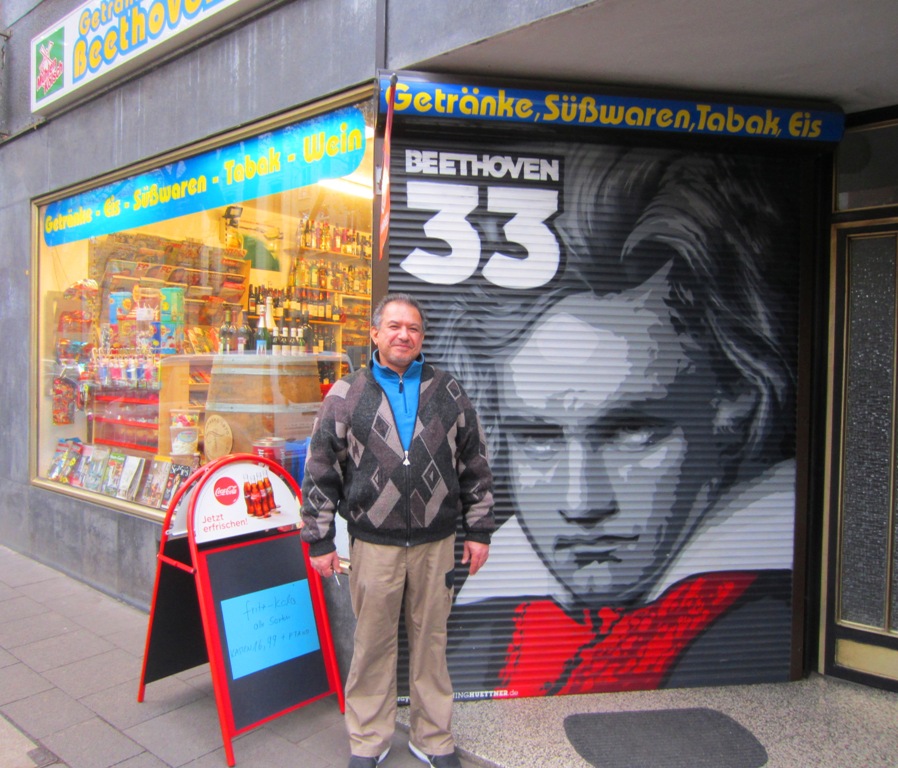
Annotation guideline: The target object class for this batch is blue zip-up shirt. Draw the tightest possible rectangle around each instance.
[301,361,496,556]
[371,351,423,452]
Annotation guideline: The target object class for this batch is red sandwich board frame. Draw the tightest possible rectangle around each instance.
[138,453,344,766]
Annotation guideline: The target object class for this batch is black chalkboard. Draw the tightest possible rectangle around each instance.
[139,454,343,766]
[199,533,331,731]
[140,536,208,685]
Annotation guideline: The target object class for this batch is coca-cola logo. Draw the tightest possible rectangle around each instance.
[213,477,240,505]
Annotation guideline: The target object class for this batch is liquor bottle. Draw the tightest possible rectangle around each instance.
[302,312,314,354]
[255,304,270,354]
[278,324,290,356]
[289,322,301,356]
[247,285,257,315]
[346,228,356,256]
[274,290,284,323]
[303,218,313,249]
[234,310,246,353]
[288,255,297,291]
[266,295,276,333]
[237,310,254,353]
[219,308,236,354]
[318,260,328,289]
[268,295,278,351]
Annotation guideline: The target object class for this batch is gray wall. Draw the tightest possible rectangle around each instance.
[0,0,587,609]
[384,0,591,66]
[0,0,377,609]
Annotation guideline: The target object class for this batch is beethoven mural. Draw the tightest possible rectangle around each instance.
[389,140,799,697]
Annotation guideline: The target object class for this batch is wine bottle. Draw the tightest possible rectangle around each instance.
[248,285,257,315]
[219,308,236,354]
[302,312,314,354]
[275,324,287,356]
[289,321,301,357]
[237,310,254,353]
[255,303,270,354]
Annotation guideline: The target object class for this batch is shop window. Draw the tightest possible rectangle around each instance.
[836,122,898,210]
[35,93,374,513]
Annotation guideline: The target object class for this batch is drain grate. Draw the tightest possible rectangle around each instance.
[27,746,62,767]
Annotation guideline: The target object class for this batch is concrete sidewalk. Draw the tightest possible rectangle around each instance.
[0,544,479,768]
[1,543,897,768]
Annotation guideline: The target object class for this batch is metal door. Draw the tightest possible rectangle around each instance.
[825,222,898,690]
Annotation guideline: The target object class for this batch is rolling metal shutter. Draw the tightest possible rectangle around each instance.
[387,130,799,698]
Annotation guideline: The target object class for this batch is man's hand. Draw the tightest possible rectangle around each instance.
[310,551,342,579]
[462,541,489,576]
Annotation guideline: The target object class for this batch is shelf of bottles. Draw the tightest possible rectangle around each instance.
[236,220,373,365]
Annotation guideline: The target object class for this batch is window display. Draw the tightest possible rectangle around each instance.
[36,93,375,512]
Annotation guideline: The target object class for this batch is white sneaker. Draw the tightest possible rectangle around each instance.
[347,746,390,767]
[409,742,461,768]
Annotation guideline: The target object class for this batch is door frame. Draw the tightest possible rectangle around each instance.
[822,218,898,691]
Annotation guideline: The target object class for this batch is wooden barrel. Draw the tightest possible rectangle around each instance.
[205,355,322,454]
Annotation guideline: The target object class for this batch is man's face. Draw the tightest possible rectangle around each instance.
[499,268,719,605]
[370,300,425,374]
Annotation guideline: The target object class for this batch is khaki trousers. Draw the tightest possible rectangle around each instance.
[345,536,455,758]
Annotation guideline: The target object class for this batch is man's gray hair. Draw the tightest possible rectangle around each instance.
[372,292,428,333]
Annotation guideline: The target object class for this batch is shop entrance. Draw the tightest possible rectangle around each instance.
[825,221,898,691]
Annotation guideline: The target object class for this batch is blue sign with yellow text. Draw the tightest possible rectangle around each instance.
[43,105,367,247]
[379,76,844,143]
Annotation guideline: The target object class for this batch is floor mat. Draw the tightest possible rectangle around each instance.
[563,707,768,768]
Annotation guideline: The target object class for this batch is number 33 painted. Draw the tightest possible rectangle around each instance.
[399,181,560,289]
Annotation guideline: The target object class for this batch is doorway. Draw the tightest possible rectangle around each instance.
[825,221,898,690]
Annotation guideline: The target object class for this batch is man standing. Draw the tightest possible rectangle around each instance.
[301,293,495,768]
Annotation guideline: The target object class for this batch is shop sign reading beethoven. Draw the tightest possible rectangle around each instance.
[31,0,271,115]
[400,149,562,289]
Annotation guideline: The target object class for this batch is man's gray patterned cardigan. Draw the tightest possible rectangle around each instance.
[300,363,495,557]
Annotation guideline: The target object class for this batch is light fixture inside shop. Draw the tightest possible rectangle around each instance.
[223,205,243,227]
[238,220,283,242]
[318,176,374,199]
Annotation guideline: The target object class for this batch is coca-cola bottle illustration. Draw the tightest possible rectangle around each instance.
[258,475,270,514]
[263,476,278,513]
[250,481,264,517]
[243,481,254,516]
